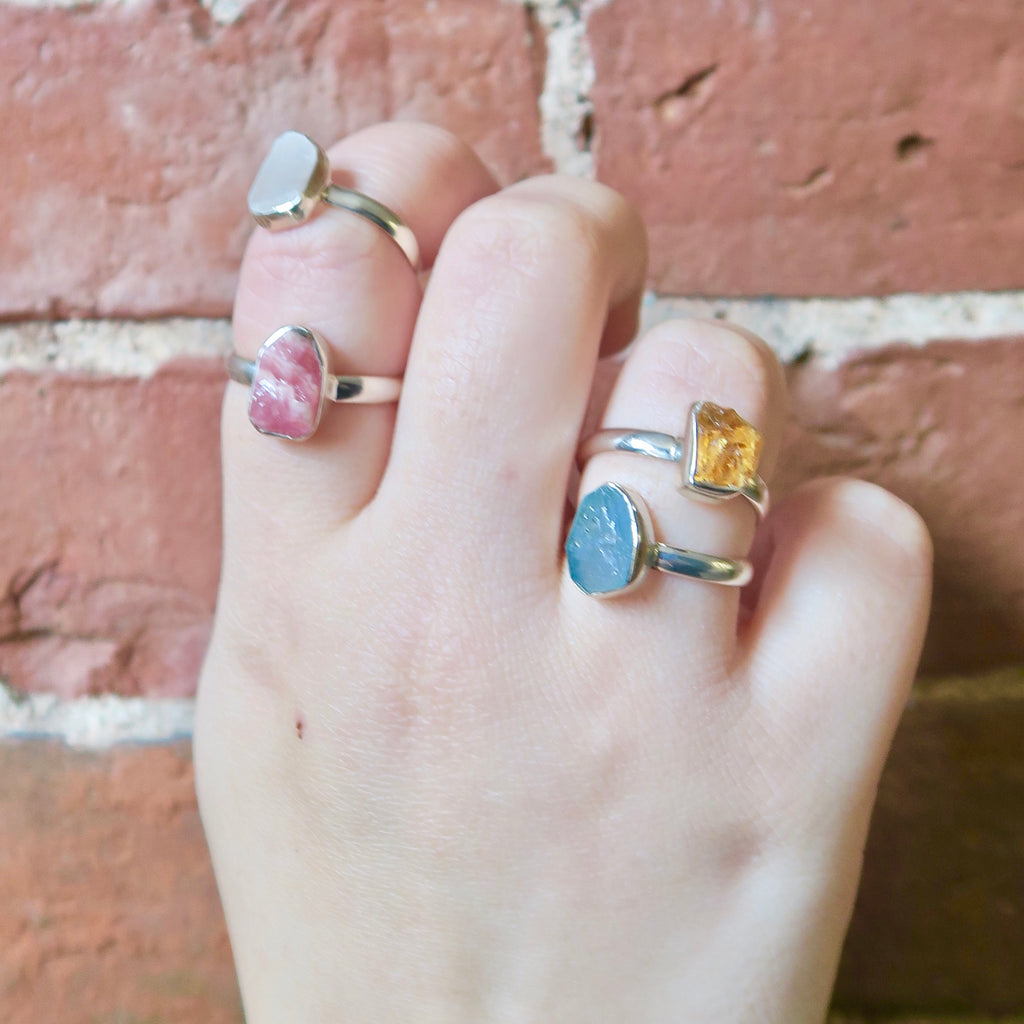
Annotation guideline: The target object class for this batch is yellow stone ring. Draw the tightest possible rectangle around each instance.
[578,401,769,517]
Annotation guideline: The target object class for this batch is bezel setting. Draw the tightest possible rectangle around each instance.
[247,325,329,441]
[566,482,652,597]
[682,400,764,504]
[247,131,330,230]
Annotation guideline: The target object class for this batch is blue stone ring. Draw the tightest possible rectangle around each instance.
[565,482,753,597]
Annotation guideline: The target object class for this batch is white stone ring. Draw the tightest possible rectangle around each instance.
[578,401,769,517]
[565,482,753,597]
[227,325,401,441]
[247,130,421,271]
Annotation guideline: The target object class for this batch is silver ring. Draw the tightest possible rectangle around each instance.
[247,130,421,270]
[227,325,401,441]
[566,482,753,597]
[579,401,769,517]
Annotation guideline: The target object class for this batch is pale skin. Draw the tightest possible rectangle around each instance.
[194,123,933,1023]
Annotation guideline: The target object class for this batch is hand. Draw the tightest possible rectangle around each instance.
[195,122,932,1023]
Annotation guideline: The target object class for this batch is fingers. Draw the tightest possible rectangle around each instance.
[223,123,498,545]
[571,319,787,662]
[740,478,933,802]
[381,176,648,584]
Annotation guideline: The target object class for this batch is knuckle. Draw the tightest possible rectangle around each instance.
[242,214,380,299]
[444,191,605,285]
[640,317,781,416]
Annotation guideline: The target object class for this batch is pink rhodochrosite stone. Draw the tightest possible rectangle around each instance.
[248,327,325,440]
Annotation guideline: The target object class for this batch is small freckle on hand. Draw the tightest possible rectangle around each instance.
[295,715,304,739]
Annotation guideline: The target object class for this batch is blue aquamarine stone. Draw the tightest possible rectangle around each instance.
[565,483,643,596]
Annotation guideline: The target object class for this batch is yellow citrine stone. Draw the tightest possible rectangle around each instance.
[692,402,763,489]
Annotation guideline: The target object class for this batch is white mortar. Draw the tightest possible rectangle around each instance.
[0,683,194,750]
[0,318,231,376]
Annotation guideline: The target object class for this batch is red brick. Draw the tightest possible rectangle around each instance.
[834,681,1024,1012]
[780,337,1024,672]
[0,739,242,1024]
[589,0,1024,296]
[0,361,224,697]
[0,0,545,319]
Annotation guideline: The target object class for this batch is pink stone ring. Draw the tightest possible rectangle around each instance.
[227,325,402,441]
[247,130,420,271]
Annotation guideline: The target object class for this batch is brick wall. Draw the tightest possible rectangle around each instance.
[1,0,1022,1020]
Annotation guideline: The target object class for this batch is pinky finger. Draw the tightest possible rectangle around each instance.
[739,477,933,802]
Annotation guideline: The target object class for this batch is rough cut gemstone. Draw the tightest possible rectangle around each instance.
[248,327,325,440]
[565,483,643,595]
[692,402,763,490]
[247,130,329,229]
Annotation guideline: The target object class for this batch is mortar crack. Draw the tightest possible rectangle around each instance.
[655,63,718,107]
[0,628,124,647]
[1,560,58,641]
[783,165,835,197]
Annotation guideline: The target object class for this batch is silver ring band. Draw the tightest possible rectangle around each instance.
[227,353,402,405]
[566,482,752,597]
[580,402,769,517]
[247,130,421,270]
[227,325,401,441]
[581,429,768,516]
[650,543,752,586]
[321,184,420,269]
